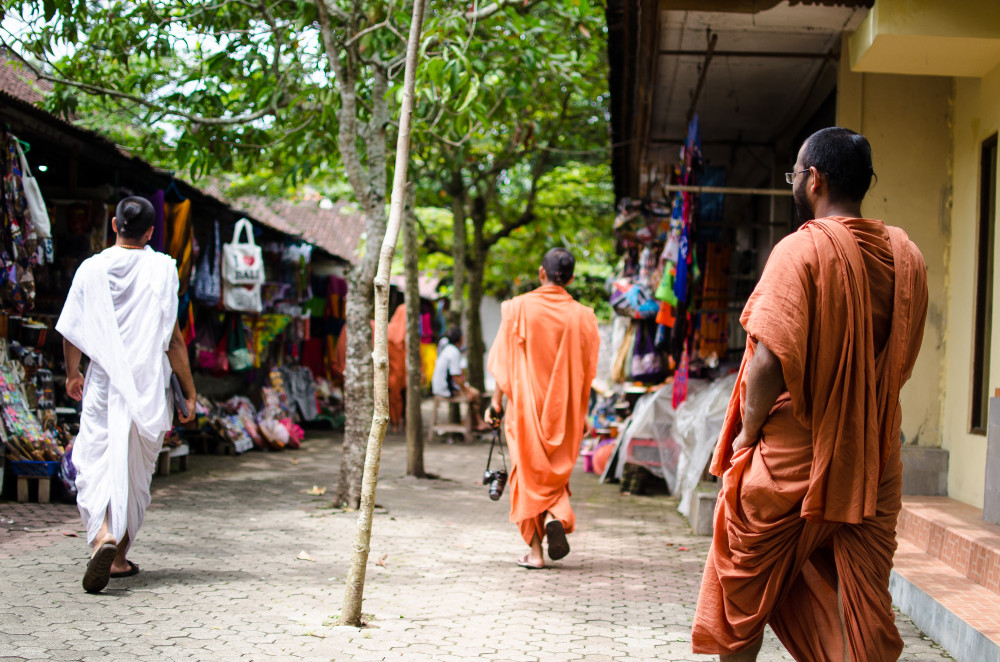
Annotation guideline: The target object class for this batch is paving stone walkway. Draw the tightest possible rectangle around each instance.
[0,430,953,661]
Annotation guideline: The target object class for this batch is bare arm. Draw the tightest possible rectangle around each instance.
[63,338,85,401]
[166,322,197,423]
[732,340,786,452]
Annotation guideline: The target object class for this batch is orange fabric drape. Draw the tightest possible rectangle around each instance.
[487,285,600,545]
[369,304,407,425]
[693,218,928,660]
[165,199,193,293]
[387,305,407,426]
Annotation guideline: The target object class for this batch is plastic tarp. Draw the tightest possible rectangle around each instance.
[601,379,710,493]
[674,373,738,519]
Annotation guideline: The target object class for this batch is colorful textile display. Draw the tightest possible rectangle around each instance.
[1,132,39,312]
[167,199,194,293]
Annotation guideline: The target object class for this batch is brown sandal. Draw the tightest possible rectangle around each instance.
[83,542,118,594]
[545,519,570,561]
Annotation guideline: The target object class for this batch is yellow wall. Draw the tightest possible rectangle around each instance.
[939,63,1000,508]
[850,0,1000,77]
[840,29,1000,507]
[837,41,953,455]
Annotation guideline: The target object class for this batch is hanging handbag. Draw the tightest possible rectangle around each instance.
[631,320,665,384]
[13,139,51,239]
[194,320,219,371]
[192,220,222,306]
[227,315,254,372]
[213,326,230,374]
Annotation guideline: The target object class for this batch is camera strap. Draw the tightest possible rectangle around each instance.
[486,426,508,474]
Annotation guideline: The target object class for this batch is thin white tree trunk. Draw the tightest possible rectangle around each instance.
[340,0,428,627]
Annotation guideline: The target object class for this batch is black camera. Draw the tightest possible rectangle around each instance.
[483,468,508,501]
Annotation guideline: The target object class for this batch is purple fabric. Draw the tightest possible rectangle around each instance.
[148,189,166,252]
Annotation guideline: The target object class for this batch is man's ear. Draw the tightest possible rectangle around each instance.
[143,225,154,243]
[539,265,547,282]
[809,166,824,195]
[566,275,575,286]
[111,217,119,234]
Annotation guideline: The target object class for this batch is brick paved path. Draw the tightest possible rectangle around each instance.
[0,431,952,661]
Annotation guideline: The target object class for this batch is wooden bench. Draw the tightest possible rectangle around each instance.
[156,443,190,477]
[17,475,51,503]
[429,394,475,443]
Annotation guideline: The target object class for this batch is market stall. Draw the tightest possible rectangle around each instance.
[0,67,353,501]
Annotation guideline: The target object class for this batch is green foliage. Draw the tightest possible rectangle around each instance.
[482,162,615,318]
[4,0,614,314]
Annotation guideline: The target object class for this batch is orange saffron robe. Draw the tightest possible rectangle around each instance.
[487,285,600,544]
[387,305,407,426]
[369,305,407,425]
[692,218,928,661]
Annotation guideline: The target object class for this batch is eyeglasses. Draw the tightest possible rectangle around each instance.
[785,170,810,185]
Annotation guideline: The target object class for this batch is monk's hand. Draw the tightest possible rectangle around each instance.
[66,371,84,401]
[485,404,504,429]
[732,427,760,453]
[178,396,197,424]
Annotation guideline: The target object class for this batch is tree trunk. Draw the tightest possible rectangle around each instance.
[403,187,425,477]
[340,0,426,627]
[465,196,487,393]
[332,67,389,510]
[447,176,467,332]
[465,197,488,392]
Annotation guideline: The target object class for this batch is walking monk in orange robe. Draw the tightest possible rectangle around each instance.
[693,128,928,662]
[486,248,600,569]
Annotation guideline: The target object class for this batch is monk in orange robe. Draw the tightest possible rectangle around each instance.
[387,304,407,430]
[486,248,600,569]
[692,128,928,661]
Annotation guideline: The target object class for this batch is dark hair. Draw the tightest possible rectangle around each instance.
[446,327,463,346]
[800,127,876,203]
[115,196,155,240]
[541,248,575,286]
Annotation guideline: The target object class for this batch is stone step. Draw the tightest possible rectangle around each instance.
[891,538,1000,662]
[897,496,1000,595]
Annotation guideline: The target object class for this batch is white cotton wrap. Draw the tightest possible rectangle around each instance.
[56,246,178,547]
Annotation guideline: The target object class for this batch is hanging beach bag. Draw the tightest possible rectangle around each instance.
[222,219,264,313]
[192,220,222,306]
[223,219,265,285]
[227,315,254,372]
[224,282,263,314]
[13,139,51,239]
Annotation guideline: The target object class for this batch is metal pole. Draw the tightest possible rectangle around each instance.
[661,183,792,197]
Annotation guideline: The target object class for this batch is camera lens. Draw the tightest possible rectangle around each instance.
[488,470,507,501]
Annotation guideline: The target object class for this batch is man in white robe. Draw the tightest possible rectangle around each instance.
[56,196,196,594]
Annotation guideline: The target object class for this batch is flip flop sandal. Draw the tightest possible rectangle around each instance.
[516,554,544,570]
[83,542,117,594]
[110,560,141,579]
[545,519,570,561]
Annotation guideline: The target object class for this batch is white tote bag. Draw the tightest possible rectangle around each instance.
[222,219,265,285]
[14,140,51,239]
[224,281,263,314]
